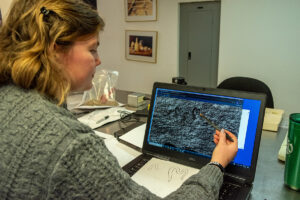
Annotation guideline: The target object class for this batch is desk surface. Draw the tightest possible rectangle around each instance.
[69,89,300,200]
[250,128,300,200]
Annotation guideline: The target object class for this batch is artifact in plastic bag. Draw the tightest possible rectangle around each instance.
[80,69,119,108]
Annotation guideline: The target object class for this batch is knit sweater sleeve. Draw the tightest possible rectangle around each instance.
[46,134,223,200]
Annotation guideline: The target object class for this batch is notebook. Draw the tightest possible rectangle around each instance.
[122,82,266,200]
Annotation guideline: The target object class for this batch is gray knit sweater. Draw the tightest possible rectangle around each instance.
[0,83,223,199]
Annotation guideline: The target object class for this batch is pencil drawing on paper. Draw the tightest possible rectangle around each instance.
[168,167,188,182]
[147,163,159,171]
[149,96,242,156]
[146,163,189,183]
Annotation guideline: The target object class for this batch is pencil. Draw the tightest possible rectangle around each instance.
[199,113,234,142]
[96,115,109,124]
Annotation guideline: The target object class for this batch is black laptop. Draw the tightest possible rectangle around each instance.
[123,82,266,200]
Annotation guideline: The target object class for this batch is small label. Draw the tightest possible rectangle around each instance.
[138,96,144,103]
[286,140,293,155]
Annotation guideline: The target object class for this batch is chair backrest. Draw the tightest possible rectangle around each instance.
[217,77,274,108]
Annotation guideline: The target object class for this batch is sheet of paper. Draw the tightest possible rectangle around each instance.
[78,107,134,129]
[119,123,146,149]
[93,130,141,167]
[104,138,141,167]
[132,158,199,198]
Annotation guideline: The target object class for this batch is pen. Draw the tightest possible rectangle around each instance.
[199,113,234,142]
[96,115,110,124]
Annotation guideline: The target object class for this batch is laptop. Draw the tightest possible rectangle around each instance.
[122,82,266,200]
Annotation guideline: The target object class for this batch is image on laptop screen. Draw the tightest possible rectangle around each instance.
[147,88,261,169]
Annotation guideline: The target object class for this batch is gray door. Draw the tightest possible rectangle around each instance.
[179,2,220,88]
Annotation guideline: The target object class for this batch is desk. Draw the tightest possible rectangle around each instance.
[68,90,300,200]
[67,89,148,134]
[93,89,148,134]
[250,128,300,200]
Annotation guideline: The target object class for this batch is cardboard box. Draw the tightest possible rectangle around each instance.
[263,108,284,132]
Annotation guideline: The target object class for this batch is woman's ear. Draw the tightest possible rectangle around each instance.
[52,42,64,54]
[51,43,65,62]
[53,42,59,51]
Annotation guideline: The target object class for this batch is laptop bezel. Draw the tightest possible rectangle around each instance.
[142,82,266,184]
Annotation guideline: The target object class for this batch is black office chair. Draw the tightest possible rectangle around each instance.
[217,77,274,108]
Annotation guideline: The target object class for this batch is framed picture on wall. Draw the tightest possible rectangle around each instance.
[125,30,157,63]
[125,0,157,21]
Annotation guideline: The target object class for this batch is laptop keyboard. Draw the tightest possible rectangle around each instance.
[127,157,151,176]
[219,182,241,200]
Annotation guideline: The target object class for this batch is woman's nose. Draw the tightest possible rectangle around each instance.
[95,56,101,66]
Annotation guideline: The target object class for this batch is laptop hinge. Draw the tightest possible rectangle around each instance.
[224,173,247,184]
[146,152,170,161]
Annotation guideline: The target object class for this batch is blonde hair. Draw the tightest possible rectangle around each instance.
[0,0,104,105]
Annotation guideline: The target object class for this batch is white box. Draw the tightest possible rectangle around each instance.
[127,93,145,107]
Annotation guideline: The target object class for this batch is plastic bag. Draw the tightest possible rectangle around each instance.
[80,69,119,108]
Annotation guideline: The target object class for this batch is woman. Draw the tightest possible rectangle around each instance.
[0,0,238,199]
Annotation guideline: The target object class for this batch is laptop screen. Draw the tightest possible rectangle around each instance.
[143,82,266,182]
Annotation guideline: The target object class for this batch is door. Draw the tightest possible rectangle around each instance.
[179,2,220,88]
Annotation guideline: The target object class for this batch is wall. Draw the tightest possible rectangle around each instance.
[98,0,211,94]
[99,0,300,123]
[218,0,300,122]
[0,0,12,19]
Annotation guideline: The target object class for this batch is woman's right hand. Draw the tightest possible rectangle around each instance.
[211,129,238,168]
